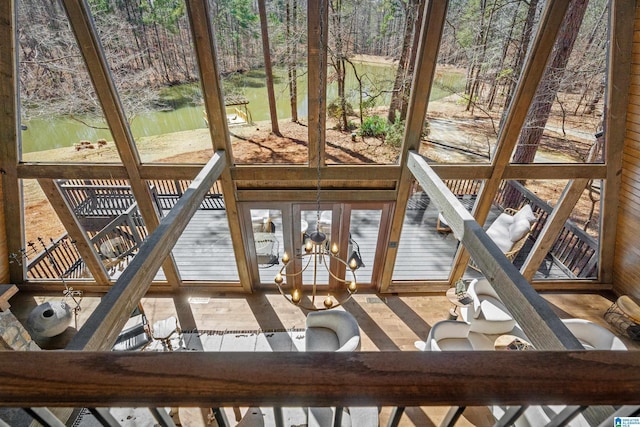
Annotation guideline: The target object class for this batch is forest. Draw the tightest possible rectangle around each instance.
[17,0,609,163]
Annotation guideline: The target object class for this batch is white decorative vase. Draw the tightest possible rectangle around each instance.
[27,301,73,338]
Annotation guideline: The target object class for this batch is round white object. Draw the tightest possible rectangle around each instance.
[27,301,73,338]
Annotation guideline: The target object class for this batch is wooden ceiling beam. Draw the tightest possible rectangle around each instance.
[236,189,398,203]
[3,350,638,407]
[14,163,607,182]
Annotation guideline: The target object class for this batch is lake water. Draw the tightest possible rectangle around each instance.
[20,63,463,154]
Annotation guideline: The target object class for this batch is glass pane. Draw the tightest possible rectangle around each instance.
[511,0,608,164]
[393,181,474,281]
[22,179,93,281]
[349,209,382,284]
[86,0,214,164]
[250,209,284,284]
[490,179,599,280]
[300,209,332,285]
[420,1,540,164]
[18,0,114,162]
[154,180,238,282]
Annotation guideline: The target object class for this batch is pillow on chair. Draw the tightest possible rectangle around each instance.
[509,218,531,242]
[486,214,514,252]
[512,204,536,224]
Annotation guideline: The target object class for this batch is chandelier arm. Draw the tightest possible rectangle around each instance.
[277,255,314,278]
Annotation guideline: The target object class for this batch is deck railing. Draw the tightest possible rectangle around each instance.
[25,235,86,280]
[148,179,225,210]
[494,181,599,278]
[441,179,599,279]
[33,179,598,280]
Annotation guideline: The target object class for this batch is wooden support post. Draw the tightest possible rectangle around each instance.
[61,0,181,289]
[0,0,24,284]
[381,0,449,288]
[186,0,252,291]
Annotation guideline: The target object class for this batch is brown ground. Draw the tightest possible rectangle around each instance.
[22,87,602,247]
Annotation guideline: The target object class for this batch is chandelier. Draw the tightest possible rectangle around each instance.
[274,216,358,310]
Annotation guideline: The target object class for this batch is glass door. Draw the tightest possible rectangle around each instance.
[243,202,390,290]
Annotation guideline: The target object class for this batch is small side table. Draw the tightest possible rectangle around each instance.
[446,287,472,320]
[494,334,534,351]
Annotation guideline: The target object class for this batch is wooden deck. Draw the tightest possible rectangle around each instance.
[153,198,570,283]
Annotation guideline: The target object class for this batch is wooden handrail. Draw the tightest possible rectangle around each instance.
[0,351,638,407]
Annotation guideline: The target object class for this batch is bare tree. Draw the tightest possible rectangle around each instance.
[512,0,591,164]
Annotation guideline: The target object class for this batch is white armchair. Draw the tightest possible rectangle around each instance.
[460,279,516,334]
[305,310,361,352]
[415,320,494,351]
[562,318,627,350]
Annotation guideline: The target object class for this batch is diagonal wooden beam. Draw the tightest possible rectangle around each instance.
[381,0,449,288]
[449,0,572,281]
[408,151,582,350]
[520,179,589,281]
[66,151,226,351]
[185,0,252,291]
[61,0,181,288]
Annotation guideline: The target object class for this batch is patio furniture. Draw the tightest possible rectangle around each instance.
[604,295,640,341]
[469,204,539,271]
[562,318,627,350]
[460,278,516,334]
[113,303,152,351]
[152,316,181,351]
[415,319,494,351]
[445,286,473,320]
[254,232,279,267]
[305,310,360,352]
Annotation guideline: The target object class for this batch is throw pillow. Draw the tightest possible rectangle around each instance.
[509,218,531,242]
[486,213,515,252]
[513,204,536,224]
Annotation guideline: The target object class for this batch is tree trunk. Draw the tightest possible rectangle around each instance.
[388,1,417,124]
[286,0,298,123]
[258,0,280,135]
[400,0,426,121]
[512,0,590,164]
[502,0,539,123]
